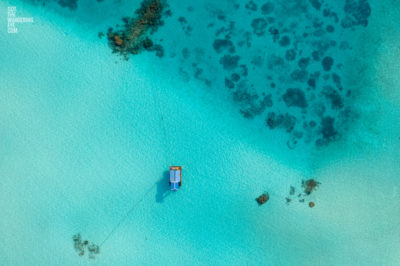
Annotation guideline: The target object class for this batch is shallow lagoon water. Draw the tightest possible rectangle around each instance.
[1,0,400,265]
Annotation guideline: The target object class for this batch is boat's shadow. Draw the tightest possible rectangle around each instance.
[155,170,171,203]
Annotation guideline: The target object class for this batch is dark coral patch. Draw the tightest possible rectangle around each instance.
[267,17,275,23]
[266,112,297,133]
[225,78,235,89]
[267,55,284,70]
[321,56,334,71]
[219,55,240,70]
[245,1,258,11]
[145,44,164,57]
[232,89,272,118]
[261,2,274,14]
[326,25,335,32]
[308,0,322,10]
[307,78,316,89]
[282,88,308,108]
[231,73,240,82]
[178,16,187,23]
[279,35,291,47]
[298,57,310,69]
[251,18,268,36]
[58,0,77,10]
[268,27,280,42]
[311,39,332,62]
[290,70,308,82]
[213,39,235,54]
[240,94,273,118]
[312,51,320,61]
[331,73,341,88]
[322,86,344,109]
[181,48,190,59]
[342,0,371,28]
[320,116,339,142]
[285,49,297,61]
[239,64,248,76]
[142,37,153,49]
[232,89,257,103]
[287,139,298,149]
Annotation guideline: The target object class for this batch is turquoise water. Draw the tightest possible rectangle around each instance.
[1,0,400,265]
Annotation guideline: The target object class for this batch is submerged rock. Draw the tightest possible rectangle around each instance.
[256,193,269,205]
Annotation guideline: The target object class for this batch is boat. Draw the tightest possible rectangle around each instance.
[169,166,182,191]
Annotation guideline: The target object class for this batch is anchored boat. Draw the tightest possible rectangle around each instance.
[169,166,182,191]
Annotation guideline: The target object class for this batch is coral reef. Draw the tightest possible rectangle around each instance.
[139,0,372,149]
[107,0,168,59]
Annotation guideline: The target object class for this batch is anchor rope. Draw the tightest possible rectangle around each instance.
[150,84,171,166]
[99,182,157,247]
[99,85,171,247]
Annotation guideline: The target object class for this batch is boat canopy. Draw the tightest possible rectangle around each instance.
[170,170,181,183]
[170,182,179,190]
